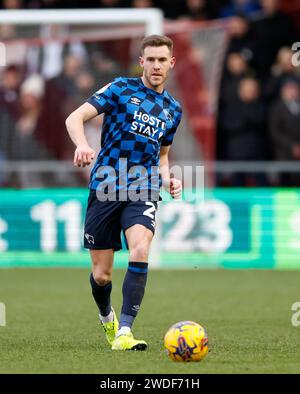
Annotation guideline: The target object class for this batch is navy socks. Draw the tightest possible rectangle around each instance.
[89,273,112,317]
[120,262,148,329]
[90,262,148,330]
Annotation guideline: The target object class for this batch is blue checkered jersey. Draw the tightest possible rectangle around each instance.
[86,77,182,196]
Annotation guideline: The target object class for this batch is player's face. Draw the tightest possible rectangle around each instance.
[139,45,175,92]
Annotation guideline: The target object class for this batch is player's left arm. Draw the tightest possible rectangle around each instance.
[160,146,182,199]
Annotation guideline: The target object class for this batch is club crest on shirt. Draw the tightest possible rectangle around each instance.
[163,109,173,122]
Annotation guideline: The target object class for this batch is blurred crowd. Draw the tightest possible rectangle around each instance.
[217,0,300,186]
[0,40,124,186]
[0,0,299,187]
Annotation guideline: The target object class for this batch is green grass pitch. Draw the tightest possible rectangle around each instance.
[0,268,300,374]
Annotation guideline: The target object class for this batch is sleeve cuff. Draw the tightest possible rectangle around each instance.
[161,141,173,146]
[86,98,102,114]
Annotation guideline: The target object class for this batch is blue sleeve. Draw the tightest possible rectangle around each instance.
[86,78,123,114]
[161,107,182,146]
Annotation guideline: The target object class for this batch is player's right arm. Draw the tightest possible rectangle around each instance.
[66,79,121,167]
[65,102,98,167]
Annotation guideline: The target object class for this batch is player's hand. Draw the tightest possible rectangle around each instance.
[74,144,95,167]
[170,177,182,199]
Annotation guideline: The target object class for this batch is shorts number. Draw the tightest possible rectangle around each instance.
[143,202,156,220]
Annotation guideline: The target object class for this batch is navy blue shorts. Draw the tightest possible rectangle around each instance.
[84,191,158,251]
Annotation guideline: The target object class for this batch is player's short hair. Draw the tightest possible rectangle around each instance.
[141,35,174,56]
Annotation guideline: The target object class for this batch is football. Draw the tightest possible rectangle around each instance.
[164,321,209,362]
